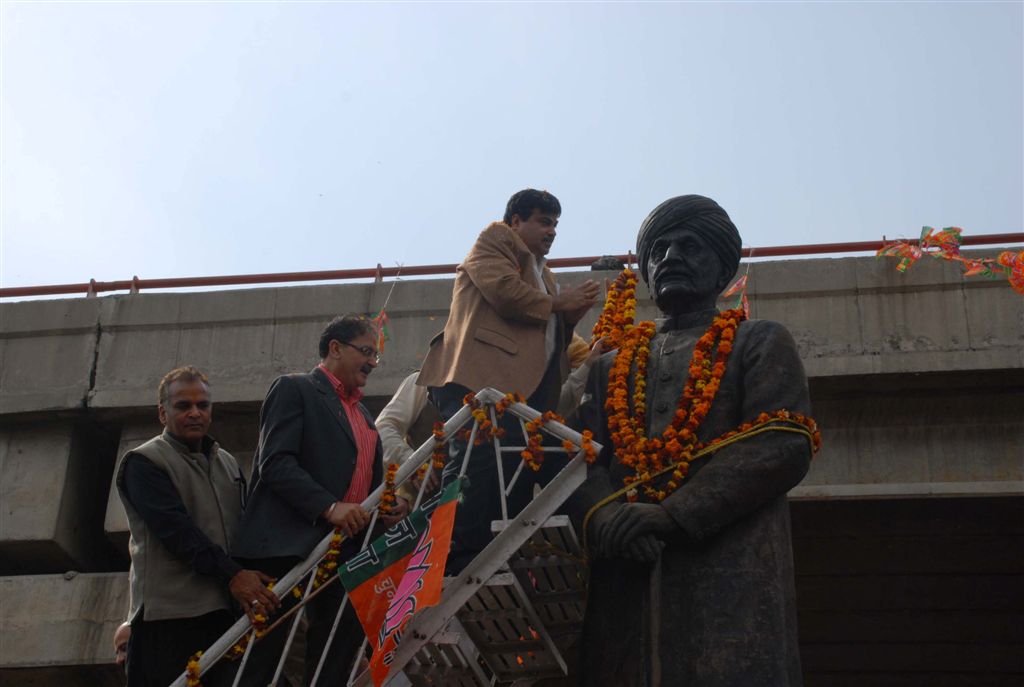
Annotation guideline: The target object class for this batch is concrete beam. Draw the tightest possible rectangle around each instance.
[4,254,1020,420]
[0,299,100,414]
[749,254,1023,377]
[791,480,1024,500]
[810,391,1023,484]
[1,421,119,574]
[0,572,128,668]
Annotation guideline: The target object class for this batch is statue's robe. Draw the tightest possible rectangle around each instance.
[566,311,812,686]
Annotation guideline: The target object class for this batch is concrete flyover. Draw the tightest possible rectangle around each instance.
[1,251,1021,685]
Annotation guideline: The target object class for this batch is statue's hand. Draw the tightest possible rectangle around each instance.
[605,503,675,559]
[587,503,623,560]
[621,533,665,563]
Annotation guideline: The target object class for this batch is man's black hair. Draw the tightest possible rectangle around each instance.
[503,189,561,225]
[318,315,375,358]
[158,366,210,405]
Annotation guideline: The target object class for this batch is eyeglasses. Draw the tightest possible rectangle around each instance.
[339,341,381,362]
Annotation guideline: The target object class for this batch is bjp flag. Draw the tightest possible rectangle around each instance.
[340,479,462,686]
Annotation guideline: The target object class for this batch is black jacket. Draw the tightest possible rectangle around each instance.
[232,367,383,560]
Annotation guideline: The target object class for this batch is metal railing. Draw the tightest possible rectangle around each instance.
[169,388,596,687]
[4,233,1021,299]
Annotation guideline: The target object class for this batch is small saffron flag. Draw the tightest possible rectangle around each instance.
[723,274,750,318]
[372,308,390,355]
[340,479,462,686]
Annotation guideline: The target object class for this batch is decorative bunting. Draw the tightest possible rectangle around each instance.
[878,227,1023,294]
[372,308,390,354]
[722,274,749,318]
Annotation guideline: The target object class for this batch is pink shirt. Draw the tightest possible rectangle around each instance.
[318,363,377,504]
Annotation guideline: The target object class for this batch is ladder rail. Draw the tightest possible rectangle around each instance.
[353,452,589,684]
[166,388,598,687]
[166,401,478,687]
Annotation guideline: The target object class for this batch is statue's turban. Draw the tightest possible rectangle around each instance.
[636,195,742,285]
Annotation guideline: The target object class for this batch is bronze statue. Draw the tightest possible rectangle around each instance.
[566,195,816,686]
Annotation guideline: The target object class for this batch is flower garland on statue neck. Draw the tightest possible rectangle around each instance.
[596,268,821,504]
[607,309,743,502]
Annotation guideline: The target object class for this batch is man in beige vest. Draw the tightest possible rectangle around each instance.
[418,188,601,571]
[116,366,279,687]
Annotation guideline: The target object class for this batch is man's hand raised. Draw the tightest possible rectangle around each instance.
[552,280,601,325]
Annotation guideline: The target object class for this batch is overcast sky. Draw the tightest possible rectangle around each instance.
[2,1,1021,292]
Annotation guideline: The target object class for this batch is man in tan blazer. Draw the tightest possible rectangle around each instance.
[418,188,600,571]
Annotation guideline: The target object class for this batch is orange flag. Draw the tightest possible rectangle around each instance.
[340,479,462,686]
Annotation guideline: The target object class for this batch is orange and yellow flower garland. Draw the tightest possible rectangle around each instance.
[313,529,344,590]
[522,410,560,471]
[218,526,345,666]
[591,267,638,349]
[414,421,448,485]
[186,651,203,686]
[606,309,744,502]
[417,421,449,484]
[430,421,447,469]
[590,267,822,505]
[379,463,399,515]
[221,601,269,660]
[523,411,599,470]
[459,393,507,445]
[562,429,598,464]
[704,409,821,454]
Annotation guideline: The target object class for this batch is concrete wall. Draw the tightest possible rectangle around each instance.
[0,572,128,667]
[1,419,121,576]
[2,252,1022,679]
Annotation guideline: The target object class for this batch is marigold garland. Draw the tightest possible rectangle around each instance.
[522,411,554,471]
[704,409,822,454]
[379,463,399,515]
[220,528,348,664]
[458,392,525,445]
[495,391,525,414]
[602,308,824,503]
[222,600,270,660]
[582,410,821,553]
[591,267,638,348]
[459,393,508,445]
[562,429,598,464]
[430,421,447,470]
[606,309,744,502]
[313,529,344,589]
[186,651,203,686]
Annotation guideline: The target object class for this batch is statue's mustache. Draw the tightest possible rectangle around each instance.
[653,260,691,283]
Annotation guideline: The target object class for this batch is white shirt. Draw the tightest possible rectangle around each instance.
[528,255,559,363]
[375,371,429,465]
[557,359,594,417]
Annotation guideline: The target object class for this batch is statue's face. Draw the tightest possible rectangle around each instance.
[647,227,724,312]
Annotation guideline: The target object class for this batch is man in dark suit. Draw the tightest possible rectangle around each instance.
[233,315,404,686]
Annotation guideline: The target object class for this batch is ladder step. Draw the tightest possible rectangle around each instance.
[478,638,547,653]
[458,607,528,622]
[528,589,586,604]
[343,398,594,687]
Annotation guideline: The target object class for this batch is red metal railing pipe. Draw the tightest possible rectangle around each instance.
[2,233,1020,299]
